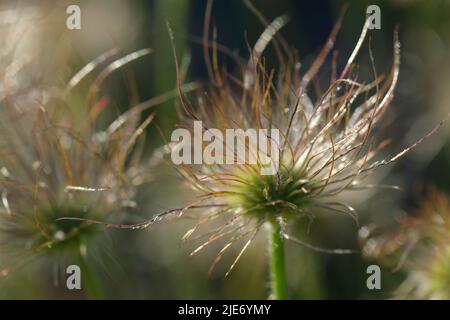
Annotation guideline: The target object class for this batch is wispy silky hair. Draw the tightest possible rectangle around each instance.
[77,3,444,278]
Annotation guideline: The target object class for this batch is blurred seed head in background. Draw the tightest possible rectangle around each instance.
[0,3,156,296]
[361,188,450,299]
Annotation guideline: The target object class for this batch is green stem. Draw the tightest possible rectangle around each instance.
[268,221,288,300]
[77,254,103,300]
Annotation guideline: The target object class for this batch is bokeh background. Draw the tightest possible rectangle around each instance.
[1,0,450,299]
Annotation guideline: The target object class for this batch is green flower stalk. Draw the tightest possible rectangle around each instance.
[0,47,155,298]
[268,221,288,299]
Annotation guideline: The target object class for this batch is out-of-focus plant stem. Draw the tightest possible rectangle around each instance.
[153,0,190,138]
[78,254,103,300]
[268,221,288,300]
